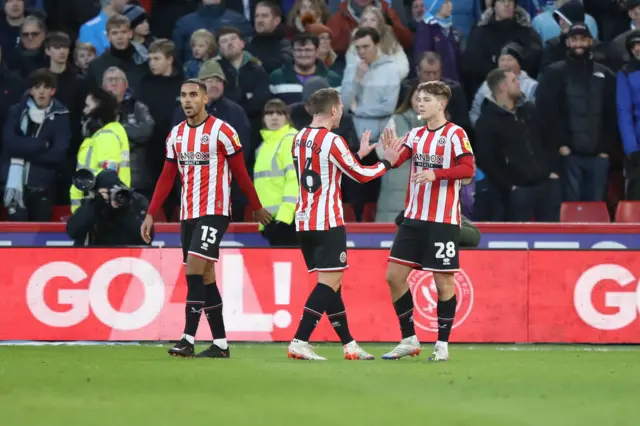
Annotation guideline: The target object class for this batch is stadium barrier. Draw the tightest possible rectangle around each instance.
[1,248,639,343]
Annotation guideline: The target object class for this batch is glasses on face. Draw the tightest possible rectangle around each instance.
[104,77,124,85]
[21,31,41,38]
[294,47,316,54]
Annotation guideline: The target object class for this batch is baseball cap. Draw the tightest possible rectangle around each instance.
[198,59,226,82]
[566,23,592,39]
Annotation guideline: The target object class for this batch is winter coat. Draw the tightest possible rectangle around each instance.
[541,34,607,70]
[413,22,462,82]
[609,29,638,72]
[617,58,640,157]
[532,10,598,44]
[345,43,409,80]
[341,55,401,142]
[462,6,542,101]
[172,4,253,64]
[0,97,70,190]
[452,0,483,40]
[375,108,423,222]
[87,43,148,96]
[268,60,342,105]
[470,70,538,126]
[536,55,616,155]
[16,47,48,79]
[245,23,293,75]
[0,65,24,151]
[0,13,21,71]
[118,93,155,191]
[216,52,271,120]
[327,0,413,55]
[45,0,101,42]
[474,97,556,193]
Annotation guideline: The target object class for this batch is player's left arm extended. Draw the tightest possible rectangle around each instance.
[330,136,390,183]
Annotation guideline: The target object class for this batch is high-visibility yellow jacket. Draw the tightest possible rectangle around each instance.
[254,124,299,229]
[70,122,131,212]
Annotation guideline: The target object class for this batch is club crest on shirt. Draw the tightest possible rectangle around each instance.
[201,135,210,145]
[437,137,446,146]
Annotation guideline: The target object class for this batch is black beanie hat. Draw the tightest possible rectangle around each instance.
[500,42,524,65]
[123,4,148,29]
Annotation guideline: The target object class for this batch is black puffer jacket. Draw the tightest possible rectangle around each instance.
[245,23,292,75]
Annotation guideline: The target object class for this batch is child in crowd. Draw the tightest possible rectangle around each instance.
[124,4,154,48]
[73,43,97,76]
[183,29,216,79]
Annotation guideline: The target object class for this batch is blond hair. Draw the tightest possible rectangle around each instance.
[190,29,216,57]
[352,6,401,57]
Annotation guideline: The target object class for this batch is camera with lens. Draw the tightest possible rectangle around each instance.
[73,168,132,207]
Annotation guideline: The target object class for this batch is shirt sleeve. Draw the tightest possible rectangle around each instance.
[329,135,389,183]
[218,121,243,157]
[451,127,474,159]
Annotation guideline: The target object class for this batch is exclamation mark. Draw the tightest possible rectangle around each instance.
[273,262,292,328]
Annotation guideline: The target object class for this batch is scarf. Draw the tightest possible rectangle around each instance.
[423,0,452,29]
[3,98,50,210]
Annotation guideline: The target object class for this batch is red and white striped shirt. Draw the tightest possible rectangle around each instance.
[166,115,242,220]
[398,122,473,225]
[292,127,389,231]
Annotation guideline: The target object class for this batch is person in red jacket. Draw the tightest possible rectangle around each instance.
[327,0,413,55]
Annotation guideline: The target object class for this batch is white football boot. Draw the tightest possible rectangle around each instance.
[287,339,327,361]
[381,335,421,360]
[343,341,375,360]
[426,341,450,362]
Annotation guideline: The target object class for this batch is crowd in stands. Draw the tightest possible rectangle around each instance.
[0,0,639,226]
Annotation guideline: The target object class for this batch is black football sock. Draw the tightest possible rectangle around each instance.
[326,288,354,345]
[203,281,227,340]
[393,290,416,339]
[294,283,335,342]
[184,274,205,342]
[437,295,457,342]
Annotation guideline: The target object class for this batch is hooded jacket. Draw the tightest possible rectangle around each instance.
[245,23,293,75]
[474,96,556,193]
[470,70,538,125]
[532,0,598,44]
[327,0,413,54]
[462,6,542,100]
[617,34,640,157]
[172,3,253,64]
[341,54,401,142]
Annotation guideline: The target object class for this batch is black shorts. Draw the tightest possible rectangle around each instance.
[389,219,460,272]
[180,215,230,264]
[298,226,348,272]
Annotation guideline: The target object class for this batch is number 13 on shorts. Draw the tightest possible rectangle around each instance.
[201,225,218,245]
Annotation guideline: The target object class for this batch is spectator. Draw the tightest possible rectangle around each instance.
[172,60,252,222]
[536,23,616,202]
[616,29,640,201]
[285,0,329,39]
[269,32,341,105]
[609,0,640,72]
[408,0,425,33]
[124,3,154,49]
[73,42,97,76]
[374,80,423,222]
[71,87,130,212]
[246,1,292,75]
[0,0,25,71]
[215,26,270,122]
[102,66,154,200]
[254,99,299,246]
[183,29,216,79]
[327,0,413,55]
[300,13,342,76]
[0,45,24,169]
[46,0,100,43]
[78,0,128,56]
[452,0,483,40]
[402,51,471,135]
[414,0,461,82]
[533,0,598,44]
[584,0,629,44]
[345,6,409,79]
[87,14,148,95]
[462,0,542,101]
[540,0,606,70]
[475,68,561,221]
[16,15,48,79]
[1,68,70,221]
[138,39,183,187]
[172,0,252,65]
[470,42,537,126]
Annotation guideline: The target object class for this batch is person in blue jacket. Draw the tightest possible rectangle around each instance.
[617,29,640,201]
[172,0,253,65]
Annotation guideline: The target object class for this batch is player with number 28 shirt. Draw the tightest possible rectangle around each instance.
[141,79,271,359]
[381,81,475,362]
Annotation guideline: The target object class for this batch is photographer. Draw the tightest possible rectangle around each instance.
[66,169,151,246]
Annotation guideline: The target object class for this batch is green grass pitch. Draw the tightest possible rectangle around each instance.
[1,343,638,426]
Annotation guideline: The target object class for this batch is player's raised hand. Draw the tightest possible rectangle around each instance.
[357,130,377,159]
[254,208,273,226]
[412,170,437,184]
[380,127,399,148]
[141,214,154,244]
[383,144,401,166]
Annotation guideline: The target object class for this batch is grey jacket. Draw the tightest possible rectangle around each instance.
[375,108,423,222]
[341,55,402,142]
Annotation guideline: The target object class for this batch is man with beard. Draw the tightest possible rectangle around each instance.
[537,23,616,202]
[246,1,292,74]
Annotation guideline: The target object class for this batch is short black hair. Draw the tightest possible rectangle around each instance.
[486,68,508,97]
[292,32,319,49]
[44,31,71,50]
[27,68,57,90]
[216,26,243,42]
[182,78,207,93]
[256,0,282,18]
[353,27,380,44]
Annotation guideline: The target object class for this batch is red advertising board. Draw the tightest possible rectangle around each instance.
[1,248,639,343]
